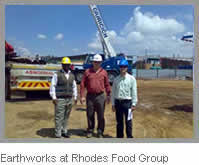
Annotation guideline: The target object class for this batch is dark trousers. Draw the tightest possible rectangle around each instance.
[86,93,105,134]
[115,99,133,138]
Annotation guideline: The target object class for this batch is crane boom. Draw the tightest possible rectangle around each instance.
[89,5,117,58]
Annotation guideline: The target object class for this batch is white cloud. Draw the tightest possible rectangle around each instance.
[88,6,193,57]
[127,31,144,42]
[54,33,64,40]
[16,47,32,57]
[122,7,185,36]
[88,32,102,50]
[37,34,47,39]
[88,41,102,50]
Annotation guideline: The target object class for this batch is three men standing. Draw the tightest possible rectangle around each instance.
[50,57,77,138]
[111,59,138,138]
[80,54,111,138]
[49,55,137,138]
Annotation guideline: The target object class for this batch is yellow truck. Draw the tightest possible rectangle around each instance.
[5,62,61,99]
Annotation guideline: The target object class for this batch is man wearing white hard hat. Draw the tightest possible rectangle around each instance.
[80,54,111,138]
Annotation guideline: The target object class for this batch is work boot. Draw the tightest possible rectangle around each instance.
[86,132,93,138]
[97,132,103,138]
[55,135,62,138]
[62,133,70,138]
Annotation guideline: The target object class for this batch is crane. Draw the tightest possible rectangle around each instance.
[73,5,135,84]
[89,5,117,59]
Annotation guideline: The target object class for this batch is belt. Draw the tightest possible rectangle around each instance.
[87,92,104,96]
[115,99,131,103]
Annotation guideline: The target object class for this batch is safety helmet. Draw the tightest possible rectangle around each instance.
[61,57,71,64]
[119,59,128,67]
[92,54,103,62]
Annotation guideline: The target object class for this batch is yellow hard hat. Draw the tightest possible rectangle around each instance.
[61,57,71,64]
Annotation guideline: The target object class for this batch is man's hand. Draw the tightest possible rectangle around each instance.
[106,95,111,104]
[131,106,136,111]
[80,97,85,104]
[112,106,116,112]
[74,99,78,105]
[52,99,58,105]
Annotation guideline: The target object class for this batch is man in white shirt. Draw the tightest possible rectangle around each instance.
[49,57,77,138]
[111,59,138,138]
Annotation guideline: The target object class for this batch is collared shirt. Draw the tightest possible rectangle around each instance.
[80,67,111,97]
[111,73,138,106]
[49,70,77,100]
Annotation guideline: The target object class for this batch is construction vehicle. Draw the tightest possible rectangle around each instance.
[5,5,136,99]
[5,63,61,100]
[73,5,136,84]
[5,41,61,100]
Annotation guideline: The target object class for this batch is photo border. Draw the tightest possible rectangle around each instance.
[0,0,198,143]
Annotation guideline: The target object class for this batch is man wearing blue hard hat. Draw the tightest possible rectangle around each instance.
[111,58,138,138]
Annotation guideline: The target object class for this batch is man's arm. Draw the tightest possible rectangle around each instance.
[111,79,116,106]
[131,76,138,108]
[73,80,78,100]
[80,71,87,104]
[104,71,111,96]
[80,71,87,98]
[49,73,58,104]
[111,79,116,112]
[73,80,78,104]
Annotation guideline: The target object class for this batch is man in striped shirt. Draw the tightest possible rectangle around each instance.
[111,59,138,138]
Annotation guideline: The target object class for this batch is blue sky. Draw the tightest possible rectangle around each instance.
[6,5,194,58]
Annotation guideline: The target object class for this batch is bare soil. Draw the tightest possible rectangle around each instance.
[5,80,193,138]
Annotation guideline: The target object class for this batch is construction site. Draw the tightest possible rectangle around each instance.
[5,79,193,138]
[5,5,193,139]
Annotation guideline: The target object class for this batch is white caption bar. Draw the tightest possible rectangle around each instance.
[0,143,197,165]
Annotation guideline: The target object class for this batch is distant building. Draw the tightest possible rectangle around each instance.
[145,57,161,69]
[68,54,89,64]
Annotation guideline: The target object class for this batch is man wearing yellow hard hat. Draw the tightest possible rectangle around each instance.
[49,57,77,138]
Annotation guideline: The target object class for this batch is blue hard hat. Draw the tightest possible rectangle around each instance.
[119,59,128,67]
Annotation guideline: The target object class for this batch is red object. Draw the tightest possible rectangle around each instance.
[80,67,111,98]
[70,64,74,70]
[5,41,14,53]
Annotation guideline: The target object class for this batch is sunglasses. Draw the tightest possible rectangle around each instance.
[93,61,101,64]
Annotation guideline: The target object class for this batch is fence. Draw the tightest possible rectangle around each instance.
[133,69,193,79]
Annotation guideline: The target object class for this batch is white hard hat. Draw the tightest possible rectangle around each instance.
[92,54,102,62]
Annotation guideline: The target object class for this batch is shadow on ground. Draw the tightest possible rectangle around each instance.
[36,128,113,138]
[68,129,87,137]
[75,107,86,111]
[168,104,193,112]
[36,128,55,138]
[37,128,88,138]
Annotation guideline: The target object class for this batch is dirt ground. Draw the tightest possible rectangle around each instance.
[5,80,193,138]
